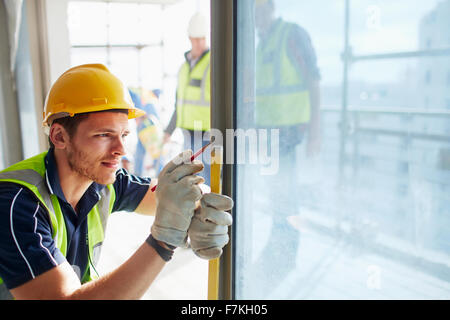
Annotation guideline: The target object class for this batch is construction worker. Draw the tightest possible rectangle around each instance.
[164,12,212,186]
[252,0,321,296]
[0,64,233,300]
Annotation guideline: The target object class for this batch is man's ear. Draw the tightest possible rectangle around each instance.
[49,124,69,149]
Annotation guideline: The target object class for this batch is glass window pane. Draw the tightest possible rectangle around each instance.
[109,48,140,88]
[160,76,178,124]
[234,0,450,299]
[349,0,448,54]
[68,2,108,45]
[70,47,108,67]
[140,46,163,90]
[348,56,450,109]
[109,3,140,45]
[161,1,198,75]
[138,4,164,45]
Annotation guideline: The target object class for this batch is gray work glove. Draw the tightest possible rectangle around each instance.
[151,150,204,247]
[188,193,234,260]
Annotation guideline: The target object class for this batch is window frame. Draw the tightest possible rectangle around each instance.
[209,0,235,300]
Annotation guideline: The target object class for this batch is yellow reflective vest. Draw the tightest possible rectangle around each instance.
[256,19,311,127]
[176,50,211,131]
[0,152,115,298]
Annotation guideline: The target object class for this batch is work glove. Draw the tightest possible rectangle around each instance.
[151,150,204,247]
[188,193,234,260]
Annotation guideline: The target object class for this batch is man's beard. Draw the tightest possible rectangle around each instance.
[67,144,117,185]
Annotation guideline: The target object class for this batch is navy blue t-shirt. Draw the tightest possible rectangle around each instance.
[0,149,151,289]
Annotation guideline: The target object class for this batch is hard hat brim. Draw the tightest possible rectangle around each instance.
[42,105,146,128]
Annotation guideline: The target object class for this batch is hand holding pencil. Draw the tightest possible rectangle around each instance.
[151,137,215,192]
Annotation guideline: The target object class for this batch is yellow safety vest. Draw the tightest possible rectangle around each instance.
[176,51,211,131]
[256,19,311,127]
[0,152,115,299]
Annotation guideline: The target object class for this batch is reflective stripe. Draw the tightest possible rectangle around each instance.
[178,99,210,107]
[0,169,43,185]
[0,168,59,240]
[189,78,202,87]
[256,83,308,96]
[49,194,67,254]
[84,184,115,282]
[0,283,13,300]
[199,62,210,106]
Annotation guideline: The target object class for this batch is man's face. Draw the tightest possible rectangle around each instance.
[189,37,207,59]
[66,112,130,185]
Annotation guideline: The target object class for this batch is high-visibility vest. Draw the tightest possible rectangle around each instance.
[255,19,311,127]
[0,152,115,299]
[176,51,211,131]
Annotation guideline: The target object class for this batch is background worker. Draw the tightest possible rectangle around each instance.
[253,0,321,295]
[0,64,233,300]
[164,12,212,187]
[129,88,164,176]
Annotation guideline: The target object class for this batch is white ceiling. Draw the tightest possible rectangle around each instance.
[70,0,182,4]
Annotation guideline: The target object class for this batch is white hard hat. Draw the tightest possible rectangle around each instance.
[188,12,207,38]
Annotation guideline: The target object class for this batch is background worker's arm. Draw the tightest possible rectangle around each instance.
[10,151,203,300]
[163,99,178,144]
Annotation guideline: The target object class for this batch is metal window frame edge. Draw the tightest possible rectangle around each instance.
[210,0,235,300]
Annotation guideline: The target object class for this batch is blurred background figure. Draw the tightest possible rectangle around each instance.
[163,12,212,186]
[129,87,165,177]
[252,0,321,297]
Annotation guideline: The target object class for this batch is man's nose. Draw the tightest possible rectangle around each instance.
[112,136,126,156]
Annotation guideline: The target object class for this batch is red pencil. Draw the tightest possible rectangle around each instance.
[150,137,215,192]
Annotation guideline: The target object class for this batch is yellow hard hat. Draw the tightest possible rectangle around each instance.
[43,63,146,127]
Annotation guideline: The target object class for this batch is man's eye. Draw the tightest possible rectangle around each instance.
[96,133,109,137]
